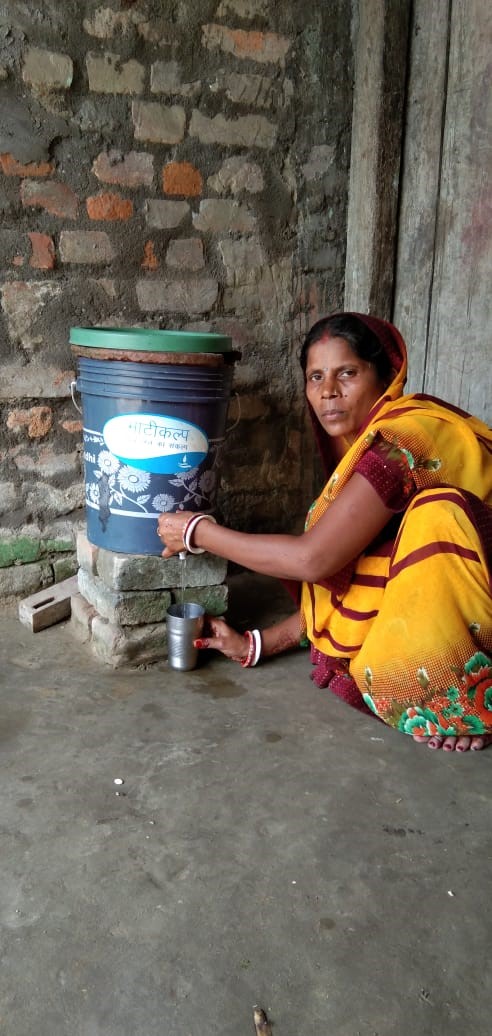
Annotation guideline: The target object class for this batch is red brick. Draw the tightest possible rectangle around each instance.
[0,153,53,177]
[162,161,202,197]
[86,191,134,221]
[202,24,291,65]
[20,179,78,218]
[60,419,83,434]
[141,240,159,270]
[7,406,53,438]
[28,232,55,270]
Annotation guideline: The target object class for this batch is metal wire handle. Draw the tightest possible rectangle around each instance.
[70,380,82,414]
[226,392,241,434]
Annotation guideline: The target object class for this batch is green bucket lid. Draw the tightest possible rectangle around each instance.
[69,326,233,353]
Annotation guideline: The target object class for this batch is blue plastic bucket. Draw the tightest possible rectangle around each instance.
[70,327,236,555]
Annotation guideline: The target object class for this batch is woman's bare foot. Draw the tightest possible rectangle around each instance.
[412,733,492,751]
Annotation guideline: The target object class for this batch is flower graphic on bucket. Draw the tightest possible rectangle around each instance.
[118,466,151,493]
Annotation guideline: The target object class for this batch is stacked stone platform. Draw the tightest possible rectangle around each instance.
[70,531,227,668]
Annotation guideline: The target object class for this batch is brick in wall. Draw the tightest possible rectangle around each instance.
[0,364,74,400]
[136,277,218,314]
[86,51,145,94]
[28,233,55,270]
[86,192,134,220]
[0,153,53,177]
[132,101,186,143]
[1,281,63,349]
[189,110,276,149]
[7,406,53,438]
[92,150,154,187]
[145,200,189,229]
[20,179,79,219]
[141,240,159,270]
[218,238,265,283]
[162,161,202,197]
[210,71,278,108]
[22,47,73,90]
[150,60,201,97]
[207,156,264,194]
[192,199,256,233]
[166,238,204,271]
[83,8,146,38]
[202,24,291,65]
[59,231,115,264]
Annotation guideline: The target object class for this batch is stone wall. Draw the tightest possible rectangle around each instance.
[0,0,353,598]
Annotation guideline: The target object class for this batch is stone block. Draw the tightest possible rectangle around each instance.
[90,614,167,667]
[52,553,78,582]
[95,542,227,591]
[78,568,171,626]
[0,561,52,597]
[178,583,228,616]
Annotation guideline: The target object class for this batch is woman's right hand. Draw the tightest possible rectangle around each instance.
[194,616,249,663]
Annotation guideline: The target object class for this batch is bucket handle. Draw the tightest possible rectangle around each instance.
[226,392,241,434]
[70,379,82,414]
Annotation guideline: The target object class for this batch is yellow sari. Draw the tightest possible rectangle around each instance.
[301,328,492,737]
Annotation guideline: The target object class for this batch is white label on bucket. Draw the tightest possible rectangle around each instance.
[103,413,208,475]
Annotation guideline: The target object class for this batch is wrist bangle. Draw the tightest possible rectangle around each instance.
[240,629,262,667]
[182,513,217,554]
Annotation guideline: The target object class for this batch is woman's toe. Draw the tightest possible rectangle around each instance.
[427,735,444,750]
[471,734,492,751]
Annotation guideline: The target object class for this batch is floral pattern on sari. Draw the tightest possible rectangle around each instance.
[362,652,492,736]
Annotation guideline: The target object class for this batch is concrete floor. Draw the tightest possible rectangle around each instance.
[1,571,491,1036]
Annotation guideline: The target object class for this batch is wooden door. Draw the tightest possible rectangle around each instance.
[393,0,492,423]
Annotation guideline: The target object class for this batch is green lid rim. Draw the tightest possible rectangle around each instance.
[69,326,233,353]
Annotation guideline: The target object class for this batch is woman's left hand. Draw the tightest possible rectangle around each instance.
[157,511,195,558]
